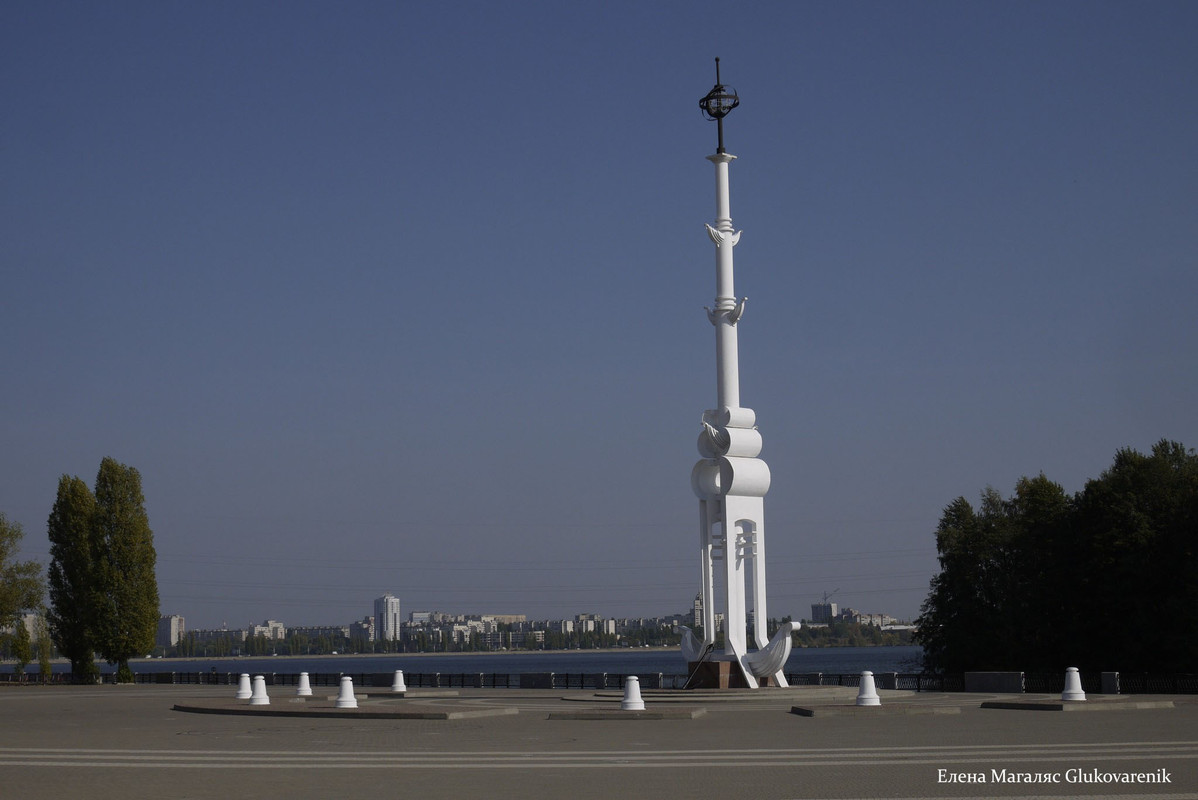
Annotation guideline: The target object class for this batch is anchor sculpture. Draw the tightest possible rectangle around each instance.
[680,60,794,688]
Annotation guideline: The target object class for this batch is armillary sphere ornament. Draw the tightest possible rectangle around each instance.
[699,57,739,153]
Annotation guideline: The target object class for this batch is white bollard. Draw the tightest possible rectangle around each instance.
[856,671,881,706]
[249,675,270,706]
[296,672,312,697]
[621,675,645,711]
[1061,667,1086,702]
[391,670,407,694]
[235,673,252,700]
[335,676,358,709]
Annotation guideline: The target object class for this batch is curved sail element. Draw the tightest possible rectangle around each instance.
[745,621,793,682]
[680,626,707,664]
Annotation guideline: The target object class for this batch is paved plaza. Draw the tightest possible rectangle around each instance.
[1,684,1195,799]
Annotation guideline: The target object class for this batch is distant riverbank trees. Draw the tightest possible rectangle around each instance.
[168,622,684,657]
[915,440,1197,674]
[0,513,43,655]
[47,458,160,683]
[161,620,917,659]
[0,513,50,680]
[794,621,911,648]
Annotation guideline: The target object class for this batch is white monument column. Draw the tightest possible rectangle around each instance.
[682,60,793,689]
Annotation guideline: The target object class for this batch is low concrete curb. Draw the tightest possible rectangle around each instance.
[172,700,517,720]
[548,708,707,720]
[570,687,859,704]
[980,700,1175,712]
[790,705,961,717]
[285,690,461,702]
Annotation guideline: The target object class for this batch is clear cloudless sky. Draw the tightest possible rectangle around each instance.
[3,1,1195,631]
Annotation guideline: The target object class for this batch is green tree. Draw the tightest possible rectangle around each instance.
[48,459,161,683]
[1071,440,1198,671]
[46,475,100,682]
[916,441,1197,674]
[91,458,160,682]
[915,494,1002,672]
[1003,474,1073,668]
[0,513,43,632]
[916,476,1072,672]
[35,611,54,683]
[244,634,270,656]
[12,620,32,677]
[173,630,196,658]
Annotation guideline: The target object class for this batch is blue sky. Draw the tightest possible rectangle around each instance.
[3,1,1195,630]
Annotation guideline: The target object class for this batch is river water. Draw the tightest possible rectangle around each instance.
[116,645,924,678]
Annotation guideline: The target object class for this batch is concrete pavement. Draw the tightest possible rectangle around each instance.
[0,684,1194,799]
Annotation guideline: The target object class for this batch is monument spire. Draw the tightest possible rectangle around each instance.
[683,59,793,689]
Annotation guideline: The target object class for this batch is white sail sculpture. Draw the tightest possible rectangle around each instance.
[681,60,794,689]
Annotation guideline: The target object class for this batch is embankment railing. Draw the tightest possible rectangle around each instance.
[3,670,1194,694]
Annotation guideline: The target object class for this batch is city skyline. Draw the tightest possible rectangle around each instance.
[160,589,911,636]
[4,3,1195,629]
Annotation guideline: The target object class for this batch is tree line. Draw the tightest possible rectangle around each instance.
[0,510,47,677]
[794,621,912,648]
[169,625,684,658]
[0,458,159,683]
[915,440,1197,674]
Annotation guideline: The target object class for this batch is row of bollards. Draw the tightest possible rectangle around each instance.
[235,670,408,707]
[853,667,1089,706]
[234,669,648,709]
[235,667,1086,711]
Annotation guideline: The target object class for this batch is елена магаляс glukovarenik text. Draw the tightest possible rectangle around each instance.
[939,768,1171,785]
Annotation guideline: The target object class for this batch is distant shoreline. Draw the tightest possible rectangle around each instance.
[7,643,919,668]
[131,648,673,663]
[125,643,915,664]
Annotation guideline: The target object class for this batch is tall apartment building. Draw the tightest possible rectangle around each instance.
[810,602,838,624]
[375,593,401,643]
[157,614,185,648]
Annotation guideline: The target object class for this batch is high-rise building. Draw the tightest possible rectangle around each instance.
[374,593,401,643]
[810,602,838,624]
[157,614,185,648]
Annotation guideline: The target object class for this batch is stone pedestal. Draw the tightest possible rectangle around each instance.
[687,661,752,689]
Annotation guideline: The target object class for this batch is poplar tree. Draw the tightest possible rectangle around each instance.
[47,459,161,683]
[91,458,160,682]
[47,475,100,681]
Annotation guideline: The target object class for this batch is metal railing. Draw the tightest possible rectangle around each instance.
[4,670,1195,694]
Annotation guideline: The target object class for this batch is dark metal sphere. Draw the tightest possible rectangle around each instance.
[699,83,739,121]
